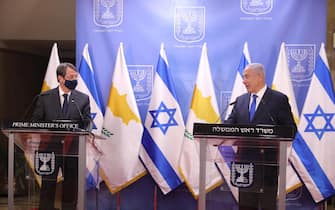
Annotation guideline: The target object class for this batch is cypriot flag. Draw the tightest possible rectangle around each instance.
[180,43,223,197]
[100,43,146,193]
[272,42,301,192]
[272,42,299,124]
[41,42,60,92]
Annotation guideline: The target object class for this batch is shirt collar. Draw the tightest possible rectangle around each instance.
[59,86,71,97]
[253,85,267,99]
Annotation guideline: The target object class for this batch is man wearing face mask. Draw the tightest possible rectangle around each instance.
[31,62,91,210]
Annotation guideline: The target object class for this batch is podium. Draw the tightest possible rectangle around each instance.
[193,123,296,210]
[1,121,90,210]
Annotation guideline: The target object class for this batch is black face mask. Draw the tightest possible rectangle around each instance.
[64,79,78,90]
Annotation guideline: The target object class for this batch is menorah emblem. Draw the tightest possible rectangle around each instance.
[101,0,116,19]
[236,164,250,183]
[231,162,254,187]
[181,10,197,35]
[39,153,52,171]
[34,151,55,175]
[93,0,123,27]
[130,69,146,92]
[290,48,308,73]
[128,65,153,101]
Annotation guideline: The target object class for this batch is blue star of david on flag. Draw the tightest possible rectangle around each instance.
[91,112,97,129]
[149,102,178,135]
[304,105,335,140]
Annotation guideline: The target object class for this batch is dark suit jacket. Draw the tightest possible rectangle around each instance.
[225,87,296,128]
[31,87,90,123]
[31,87,91,153]
[224,87,297,176]
[224,87,297,208]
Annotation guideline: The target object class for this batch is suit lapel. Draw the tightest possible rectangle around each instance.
[67,91,74,118]
[240,94,252,123]
[68,90,79,119]
[52,88,63,118]
[246,94,252,122]
[252,88,270,123]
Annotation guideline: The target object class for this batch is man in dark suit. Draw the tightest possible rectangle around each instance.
[31,62,90,210]
[225,63,296,210]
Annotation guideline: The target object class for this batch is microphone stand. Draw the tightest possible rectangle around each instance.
[71,99,103,210]
[215,101,237,123]
[259,99,276,124]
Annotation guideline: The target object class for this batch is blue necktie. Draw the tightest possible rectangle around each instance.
[62,94,69,114]
[249,94,257,121]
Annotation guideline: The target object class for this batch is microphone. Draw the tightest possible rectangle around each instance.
[71,99,104,155]
[229,101,237,106]
[71,99,93,131]
[215,100,236,123]
[22,93,41,120]
[72,99,113,138]
[259,99,276,124]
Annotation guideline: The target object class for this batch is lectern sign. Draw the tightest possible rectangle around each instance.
[193,123,296,139]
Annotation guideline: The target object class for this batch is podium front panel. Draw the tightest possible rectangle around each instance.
[200,137,282,192]
[193,123,295,210]
[2,128,88,210]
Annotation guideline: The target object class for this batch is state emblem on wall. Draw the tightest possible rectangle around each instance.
[128,65,154,101]
[174,7,205,43]
[240,0,273,16]
[93,0,123,28]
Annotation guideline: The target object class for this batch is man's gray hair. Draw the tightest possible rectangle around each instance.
[246,63,265,77]
[56,62,77,78]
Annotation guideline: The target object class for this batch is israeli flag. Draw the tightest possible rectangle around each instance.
[78,43,104,134]
[290,43,335,202]
[140,43,185,194]
[77,43,104,190]
[225,42,250,119]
